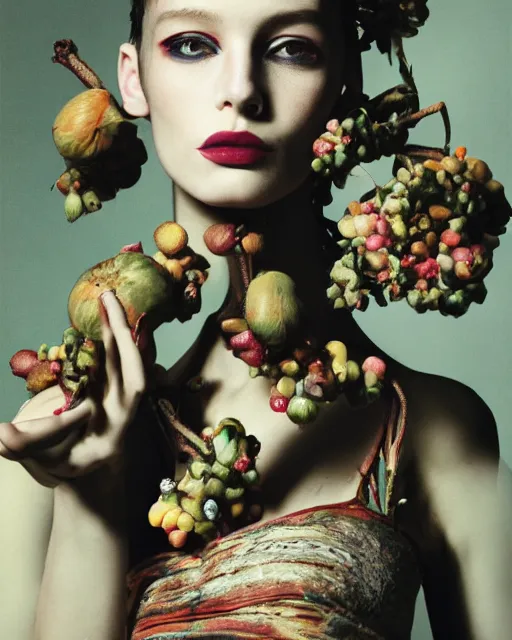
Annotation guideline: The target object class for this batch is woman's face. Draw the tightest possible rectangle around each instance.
[121,0,346,208]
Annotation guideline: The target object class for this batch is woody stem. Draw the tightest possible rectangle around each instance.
[397,102,452,153]
[52,40,105,89]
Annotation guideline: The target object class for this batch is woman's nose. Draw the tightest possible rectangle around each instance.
[214,49,265,119]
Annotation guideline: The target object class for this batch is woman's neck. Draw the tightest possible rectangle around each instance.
[172,177,370,349]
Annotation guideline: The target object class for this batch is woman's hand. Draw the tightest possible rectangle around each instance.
[0,291,146,486]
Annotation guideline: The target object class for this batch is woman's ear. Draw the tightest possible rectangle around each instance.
[117,43,149,118]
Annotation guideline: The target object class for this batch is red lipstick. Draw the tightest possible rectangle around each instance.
[198,131,272,166]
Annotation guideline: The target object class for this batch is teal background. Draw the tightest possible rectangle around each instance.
[0,1,510,636]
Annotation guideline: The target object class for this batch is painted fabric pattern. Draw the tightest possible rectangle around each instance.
[128,385,421,639]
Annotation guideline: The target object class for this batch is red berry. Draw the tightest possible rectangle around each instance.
[269,394,289,413]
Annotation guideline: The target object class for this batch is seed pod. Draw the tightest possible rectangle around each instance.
[65,189,85,222]
[425,232,437,248]
[465,157,492,184]
[364,371,379,388]
[325,340,348,363]
[82,190,102,213]
[346,361,360,381]
[231,502,244,518]
[153,251,168,266]
[245,271,301,346]
[280,359,300,377]
[9,350,39,378]
[162,507,183,532]
[441,156,462,175]
[148,500,173,528]
[429,205,452,222]
[286,396,319,425]
[241,232,264,255]
[53,89,124,161]
[397,168,411,184]
[165,259,184,281]
[348,201,362,216]
[168,529,188,548]
[338,216,357,238]
[423,160,444,172]
[362,356,386,380]
[203,223,237,255]
[26,361,58,394]
[485,179,505,196]
[154,221,189,257]
[277,376,296,398]
[411,241,428,257]
[221,318,249,333]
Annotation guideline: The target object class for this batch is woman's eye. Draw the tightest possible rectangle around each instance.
[161,35,217,61]
[268,39,322,66]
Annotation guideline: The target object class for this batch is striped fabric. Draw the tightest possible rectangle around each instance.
[128,383,421,639]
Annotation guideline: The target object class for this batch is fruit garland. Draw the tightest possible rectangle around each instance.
[9,222,210,414]
[148,401,262,548]
[326,149,510,315]
[51,40,148,222]
[202,224,387,426]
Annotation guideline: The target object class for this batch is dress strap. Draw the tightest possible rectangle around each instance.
[356,380,408,518]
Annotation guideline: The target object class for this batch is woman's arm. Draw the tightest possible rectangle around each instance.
[0,292,146,640]
[408,375,512,640]
[35,468,128,640]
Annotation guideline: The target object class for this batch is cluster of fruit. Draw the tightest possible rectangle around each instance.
[151,222,210,321]
[9,328,97,412]
[52,88,148,222]
[219,272,387,424]
[311,106,409,195]
[9,223,210,410]
[328,149,510,316]
[203,223,264,257]
[148,413,262,548]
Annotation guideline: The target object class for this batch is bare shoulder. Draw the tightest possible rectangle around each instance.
[397,367,499,465]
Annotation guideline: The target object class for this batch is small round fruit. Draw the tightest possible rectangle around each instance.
[154,221,188,257]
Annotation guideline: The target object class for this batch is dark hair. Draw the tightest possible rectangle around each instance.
[129,0,145,49]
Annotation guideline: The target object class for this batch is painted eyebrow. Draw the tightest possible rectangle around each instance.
[155,8,328,31]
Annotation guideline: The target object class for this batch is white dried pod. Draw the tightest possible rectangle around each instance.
[437,254,454,273]
[341,117,354,132]
[396,168,411,184]
[382,197,403,216]
[436,170,447,185]
[414,163,425,177]
[160,478,177,496]
[393,182,407,196]
[203,498,219,521]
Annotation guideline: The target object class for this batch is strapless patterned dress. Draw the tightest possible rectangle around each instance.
[127,383,421,639]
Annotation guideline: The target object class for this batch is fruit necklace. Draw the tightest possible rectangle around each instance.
[9,39,511,551]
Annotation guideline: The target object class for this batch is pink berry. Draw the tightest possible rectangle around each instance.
[451,247,473,264]
[326,119,340,134]
[120,241,144,253]
[440,229,461,248]
[50,361,62,375]
[270,394,290,413]
[361,202,375,215]
[362,356,387,380]
[365,234,386,251]
[376,217,391,236]
[313,139,335,157]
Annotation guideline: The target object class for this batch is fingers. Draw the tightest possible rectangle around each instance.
[0,400,93,461]
[100,291,146,400]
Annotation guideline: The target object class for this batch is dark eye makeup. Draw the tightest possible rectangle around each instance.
[159,33,323,67]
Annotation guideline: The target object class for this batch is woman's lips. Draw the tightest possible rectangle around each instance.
[198,130,272,166]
